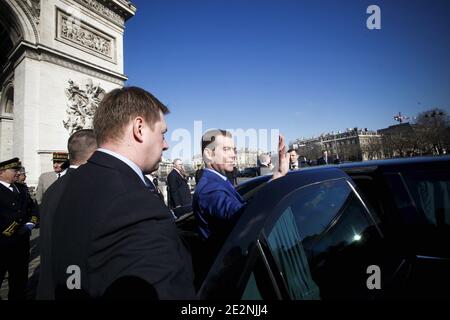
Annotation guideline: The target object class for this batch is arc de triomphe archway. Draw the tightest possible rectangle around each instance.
[0,0,135,185]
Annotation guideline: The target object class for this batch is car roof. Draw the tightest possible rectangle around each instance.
[339,155,450,169]
[237,164,341,190]
[237,156,450,193]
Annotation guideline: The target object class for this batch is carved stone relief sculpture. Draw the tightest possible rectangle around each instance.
[56,9,115,62]
[63,79,105,135]
[60,15,112,57]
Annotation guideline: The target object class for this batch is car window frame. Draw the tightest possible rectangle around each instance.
[237,237,290,300]
[257,177,383,300]
[262,177,382,238]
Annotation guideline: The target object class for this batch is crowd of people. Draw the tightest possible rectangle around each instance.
[1,86,338,300]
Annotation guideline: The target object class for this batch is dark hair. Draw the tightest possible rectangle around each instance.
[201,129,233,155]
[287,148,298,154]
[68,129,97,163]
[93,87,170,145]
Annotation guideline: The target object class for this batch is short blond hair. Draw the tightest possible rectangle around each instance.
[94,87,170,145]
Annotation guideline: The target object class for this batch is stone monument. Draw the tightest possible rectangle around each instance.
[0,0,136,185]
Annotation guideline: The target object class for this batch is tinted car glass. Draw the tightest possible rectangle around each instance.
[263,178,383,299]
[402,170,450,227]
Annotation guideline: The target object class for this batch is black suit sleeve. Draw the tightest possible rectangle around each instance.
[89,191,195,299]
[16,184,39,225]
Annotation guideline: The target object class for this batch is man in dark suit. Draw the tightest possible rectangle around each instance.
[0,158,39,300]
[46,87,195,299]
[317,150,330,165]
[37,129,97,299]
[225,166,238,186]
[167,159,192,217]
[194,165,203,184]
[287,148,301,170]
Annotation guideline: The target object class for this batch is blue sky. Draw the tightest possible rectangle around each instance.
[124,0,450,157]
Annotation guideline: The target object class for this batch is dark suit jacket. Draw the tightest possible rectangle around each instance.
[167,169,192,209]
[37,169,74,299]
[46,151,195,299]
[317,156,330,165]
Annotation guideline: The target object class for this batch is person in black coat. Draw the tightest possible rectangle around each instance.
[288,148,300,170]
[0,158,39,300]
[317,150,330,165]
[44,87,195,299]
[37,129,98,300]
[167,159,192,218]
[194,166,203,184]
[225,166,238,186]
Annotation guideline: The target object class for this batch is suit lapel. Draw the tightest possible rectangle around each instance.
[174,169,186,182]
[203,169,244,202]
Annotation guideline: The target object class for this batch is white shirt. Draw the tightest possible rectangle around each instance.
[58,169,68,178]
[0,180,13,192]
[0,180,19,193]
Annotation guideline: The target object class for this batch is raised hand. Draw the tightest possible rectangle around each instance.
[272,135,288,180]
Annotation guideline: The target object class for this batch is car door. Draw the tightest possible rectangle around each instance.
[242,177,403,300]
[383,168,450,299]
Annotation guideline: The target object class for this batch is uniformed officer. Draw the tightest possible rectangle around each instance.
[0,158,39,300]
[35,152,69,205]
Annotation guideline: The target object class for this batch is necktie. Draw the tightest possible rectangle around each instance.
[10,184,20,195]
[144,176,166,203]
[143,176,157,193]
[57,173,61,179]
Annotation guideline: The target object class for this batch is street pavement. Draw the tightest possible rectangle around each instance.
[0,229,40,300]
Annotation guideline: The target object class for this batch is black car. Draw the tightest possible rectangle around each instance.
[178,156,450,299]
[239,167,260,178]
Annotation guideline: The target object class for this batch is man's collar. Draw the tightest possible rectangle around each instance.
[97,148,146,185]
[203,168,227,181]
[174,167,184,177]
[0,180,11,189]
[58,169,68,177]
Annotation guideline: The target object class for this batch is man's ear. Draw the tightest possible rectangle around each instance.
[203,148,213,164]
[132,117,145,143]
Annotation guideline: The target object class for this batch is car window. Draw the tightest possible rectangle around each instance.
[240,244,283,300]
[266,206,321,299]
[402,171,450,227]
[258,179,382,299]
[241,272,263,300]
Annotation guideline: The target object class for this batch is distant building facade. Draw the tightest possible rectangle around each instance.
[292,128,383,162]
[236,148,258,169]
[157,158,174,178]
